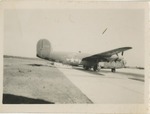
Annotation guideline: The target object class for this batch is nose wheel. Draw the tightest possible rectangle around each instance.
[111,68,116,72]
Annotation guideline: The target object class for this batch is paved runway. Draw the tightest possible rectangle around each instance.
[58,67,144,104]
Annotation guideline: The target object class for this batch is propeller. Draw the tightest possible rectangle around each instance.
[121,51,124,56]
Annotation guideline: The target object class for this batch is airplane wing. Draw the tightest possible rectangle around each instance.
[82,47,132,61]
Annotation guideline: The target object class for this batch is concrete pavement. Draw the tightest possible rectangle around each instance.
[58,67,144,104]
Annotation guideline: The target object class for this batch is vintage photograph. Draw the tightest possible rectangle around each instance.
[1,1,149,113]
[3,8,145,104]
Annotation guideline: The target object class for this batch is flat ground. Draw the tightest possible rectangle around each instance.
[3,57,92,104]
[58,67,144,104]
[3,56,144,104]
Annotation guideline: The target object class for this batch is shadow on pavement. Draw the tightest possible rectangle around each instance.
[3,94,55,104]
[73,67,144,82]
[100,70,144,78]
[128,78,144,82]
[73,67,105,76]
[27,64,55,68]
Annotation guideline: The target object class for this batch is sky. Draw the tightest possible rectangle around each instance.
[4,9,145,67]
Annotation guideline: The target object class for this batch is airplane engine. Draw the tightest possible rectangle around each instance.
[36,39,52,60]
[109,55,118,61]
[103,60,125,68]
[110,55,124,61]
[117,56,124,61]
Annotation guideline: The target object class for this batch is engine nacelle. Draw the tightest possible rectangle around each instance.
[99,60,126,69]
[109,55,118,61]
[36,39,52,60]
[109,55,124,61]
[117,56,124,61]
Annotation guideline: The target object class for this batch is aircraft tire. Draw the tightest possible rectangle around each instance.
[85,66,90,70]
[83,65,86,69]
[111,68,113,72]
[111,68,116,73]
[93,65,98,71]
[83,65,89,70]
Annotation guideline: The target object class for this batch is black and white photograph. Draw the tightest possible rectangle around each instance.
[0,0,149,113]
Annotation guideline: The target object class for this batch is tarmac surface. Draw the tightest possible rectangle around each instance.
[3,56,144,104]
[58,66,144,104]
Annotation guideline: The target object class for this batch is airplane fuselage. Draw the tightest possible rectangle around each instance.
[38,50,125,69]
[39,51,90,66]
[36,39,129,72]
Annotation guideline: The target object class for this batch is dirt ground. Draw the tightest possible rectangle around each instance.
[3,56,93,104]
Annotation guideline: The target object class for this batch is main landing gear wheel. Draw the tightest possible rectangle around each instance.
[111,68,116,72]
[93,64,101,71]
[93,65,97,71]
[83,65,90,70]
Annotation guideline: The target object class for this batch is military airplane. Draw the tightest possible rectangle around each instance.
[36,39,132,72]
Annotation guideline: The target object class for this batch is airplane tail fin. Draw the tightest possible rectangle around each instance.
[36,39,52,60]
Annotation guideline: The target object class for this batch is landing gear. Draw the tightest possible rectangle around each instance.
[83,65,90,70]
[83,64,101,72]
[111,68,116,72]
[93,64,101,72]
[93,65,97,71]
